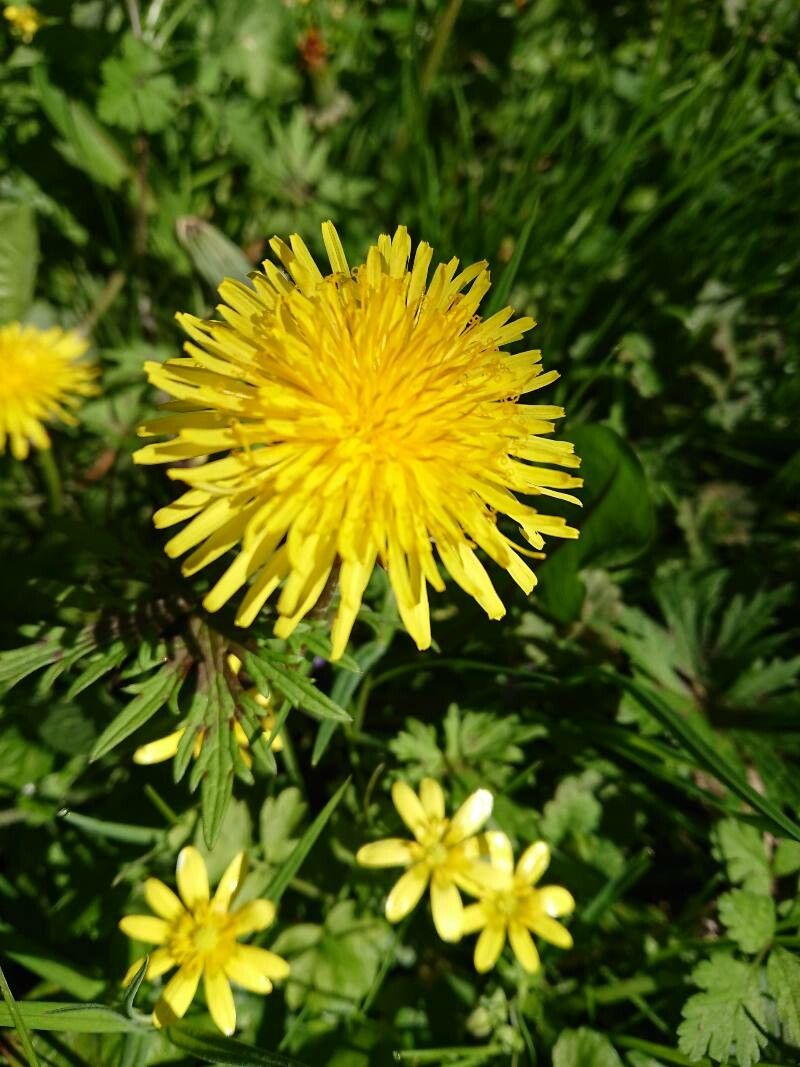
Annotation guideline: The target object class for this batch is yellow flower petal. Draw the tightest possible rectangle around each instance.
[538,885,575,918]
[474,921,506,973]
[144,878,185,921]
[516,841,550,886]
[429,871,464,943]
[391,781,428,840]
[229,898,276,935]
[462,902,489,935]
[134,225,579,658]
[147,947,178,980]
[133,729,184,765]
[119,915,170,945]
[227,943,289,985]
[445,788,493,846]
[204,967,236,1036]
[154,961,203,1028]
[528,914,573,950]
[176,846,210,911]
[356,838,417,868]
[213,852,246,912]
[419,778,445,821]
[509,921,541,973]
[385,863,429,923]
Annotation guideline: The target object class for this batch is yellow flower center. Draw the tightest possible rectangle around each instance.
[167,906,237,969]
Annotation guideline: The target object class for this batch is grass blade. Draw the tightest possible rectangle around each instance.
[0,959,42,1066]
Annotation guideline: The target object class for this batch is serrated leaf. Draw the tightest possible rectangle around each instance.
[90,659,186,760]
[719,890,775,954]
[199,656,237,849]
[541,770,602,845]
[98,34,178,133]
[552,1028,624,1067]
[767,947,800,1047]
[0,201,38,324]
[713,818,772,894]
[678,953,769,1067]
[264,777,349,903]
[244,652,351,724]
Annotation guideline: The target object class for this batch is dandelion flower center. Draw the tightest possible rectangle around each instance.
[135,223,581,659]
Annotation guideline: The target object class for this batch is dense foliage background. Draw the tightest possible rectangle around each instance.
[2,0,800,1064]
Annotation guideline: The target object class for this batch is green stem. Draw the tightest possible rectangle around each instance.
[0,959,42,1067]
[37,448,64,516]
[143,784,180,826]
[420,0,463,97]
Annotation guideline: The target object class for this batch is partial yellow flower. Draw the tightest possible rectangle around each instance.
[0,322,96,460]
[3,4,42,41]
[134,655,283,766]
[119,846,289,1035]
[462,835,574,974]
[356,778,495,942]
[134,222,581,661]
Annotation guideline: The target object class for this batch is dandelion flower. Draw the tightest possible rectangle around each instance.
[0,322,96,460]
[462,835,574,973]
[3,3,42,41]
[134,223,581,660]
[133,654,283,765]
[356,777,495,941]
[119,846,289,1035]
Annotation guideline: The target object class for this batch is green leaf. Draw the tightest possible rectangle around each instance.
[98,34,178,133]
[0,925,104,1000]
[200,660,237,849]
[0,202,38,324]
[678,954,769,1067]
[613,673,800,843]
[719,890,775,954]
[483,207,538,318]
[260,787,308,864]
[774,840,800,877]
[541,770,602,845]
[0,960,42,1067]
[536,424,655,622]
[264,777,350,903]
[166,1022,310,1065]
[272,900,392,1013]
[713,819,772,894]
[0,1001,140,1034]
[244,652,351,724]
[90,659,187,761]
[0,630,65,692]
[32,67,130,189]
[767,947,800,1047]
[553,1028,624,1067]
[176,216,252,288]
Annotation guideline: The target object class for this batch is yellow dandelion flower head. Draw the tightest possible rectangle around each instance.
[0,322,96,460]
[462,835,575,974]
[132,653,283,766]
[134,223,581,659]
[119,846,289,1035]
[356,777,496,942]
[3,3,42,41]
